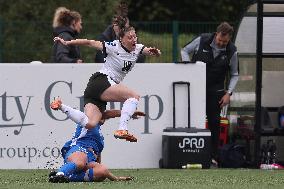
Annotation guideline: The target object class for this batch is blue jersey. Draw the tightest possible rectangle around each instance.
[61,124,104,158]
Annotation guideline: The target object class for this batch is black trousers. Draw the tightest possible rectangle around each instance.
[206,90,225,160]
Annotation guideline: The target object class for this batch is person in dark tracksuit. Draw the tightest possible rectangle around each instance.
[52,7,83,63]
[180,22,239,166]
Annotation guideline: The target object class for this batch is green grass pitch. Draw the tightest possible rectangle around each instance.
[1,169,284,189]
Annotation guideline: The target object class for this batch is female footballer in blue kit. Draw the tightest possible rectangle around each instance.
[49,100,145,183]
[53,26,161,142]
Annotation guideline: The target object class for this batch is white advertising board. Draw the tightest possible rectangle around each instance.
[0,63,206,169]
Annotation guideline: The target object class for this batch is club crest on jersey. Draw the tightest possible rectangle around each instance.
[122,60,133,72]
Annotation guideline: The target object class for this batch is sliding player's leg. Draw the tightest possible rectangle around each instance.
[69,162,132,182]
[49,146,88,183]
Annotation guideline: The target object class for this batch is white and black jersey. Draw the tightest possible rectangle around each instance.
[99,40,145,83]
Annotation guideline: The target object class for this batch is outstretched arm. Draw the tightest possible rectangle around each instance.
[102,110,121,119]
[102,110,146,120]
[54,37,103,51]
[99,110,145,125]
[142,47,161,56]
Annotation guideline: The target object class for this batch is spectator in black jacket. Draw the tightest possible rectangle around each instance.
[52,7,83,63]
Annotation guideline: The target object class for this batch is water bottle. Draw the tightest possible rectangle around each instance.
[182,164,202,169]
[260,164,279,170]
[260,164,273,170]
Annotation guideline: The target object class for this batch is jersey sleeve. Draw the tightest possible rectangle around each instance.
[104,40,118,55]
[136,44,145,54]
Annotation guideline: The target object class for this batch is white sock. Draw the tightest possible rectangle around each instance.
[56,172,64,176]
[119,98,139,130]
[60,104,88,127]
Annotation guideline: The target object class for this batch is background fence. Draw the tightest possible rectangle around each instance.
[0,21,223,63]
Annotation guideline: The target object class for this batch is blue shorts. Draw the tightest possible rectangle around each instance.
[64,145,97,164]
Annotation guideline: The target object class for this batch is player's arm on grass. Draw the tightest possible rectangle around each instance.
[104,170,133,181]
[90,164,133,182]
[54,37,103,50]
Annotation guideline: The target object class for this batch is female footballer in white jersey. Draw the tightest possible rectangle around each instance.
[53,26,161,142]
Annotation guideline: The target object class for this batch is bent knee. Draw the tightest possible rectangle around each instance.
[128,94,140,101]
[93,165,108,181]
[85,109,102,128]
[75,161,88,170]
[124,97,140,106]
[134,95,140,100]
[68,159,87,171]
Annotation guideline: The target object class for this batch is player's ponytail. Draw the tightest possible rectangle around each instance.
[115,1,128,17]
[112,1,129,30]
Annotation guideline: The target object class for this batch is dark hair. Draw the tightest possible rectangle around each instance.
[119,26,135,39]
[216,22,234,37]
[112,15,128,29]
[58,10,81,27]
[112,1,129,29]
[115,1,128,17]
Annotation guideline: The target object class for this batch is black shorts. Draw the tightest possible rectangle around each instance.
[84,72,115,112]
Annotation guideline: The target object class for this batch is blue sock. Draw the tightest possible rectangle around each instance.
[88,168,94,181]
[69,168,94,182]
[58,162,77,176]
[69,171,86,182]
